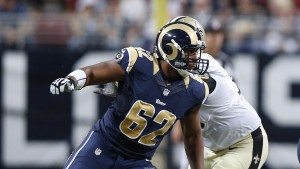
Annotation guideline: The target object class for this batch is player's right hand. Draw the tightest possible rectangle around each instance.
[50,78,75,95]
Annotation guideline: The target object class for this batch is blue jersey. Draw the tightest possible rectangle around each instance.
[95,47,208,159]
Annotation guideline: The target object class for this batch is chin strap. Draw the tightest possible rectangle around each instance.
[176,68,191,78]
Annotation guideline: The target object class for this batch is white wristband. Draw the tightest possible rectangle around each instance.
[66,69,87,90]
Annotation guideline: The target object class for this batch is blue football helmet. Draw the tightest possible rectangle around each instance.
[155,16,208,75]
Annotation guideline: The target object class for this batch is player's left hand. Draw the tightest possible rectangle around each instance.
[50,78,75,95]
[93,82,117,97]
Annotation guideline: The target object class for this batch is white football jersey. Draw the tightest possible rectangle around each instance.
[200,53,261,151]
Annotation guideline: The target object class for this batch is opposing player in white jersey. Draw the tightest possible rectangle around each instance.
[170,16,269,169]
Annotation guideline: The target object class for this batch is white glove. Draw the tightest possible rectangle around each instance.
[50,78,75,95]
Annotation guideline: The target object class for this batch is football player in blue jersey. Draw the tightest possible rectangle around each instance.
[99,16,269,169]
[50,21,209,169]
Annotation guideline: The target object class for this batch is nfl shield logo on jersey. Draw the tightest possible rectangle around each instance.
[163,88,170,96]
[94,148,102,156]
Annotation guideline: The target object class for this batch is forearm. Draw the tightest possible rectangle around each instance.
[82,62,109,86]
[50,59,124,95]
[66,60,124,89]
[184,131,204,169]
[82,61,124,86]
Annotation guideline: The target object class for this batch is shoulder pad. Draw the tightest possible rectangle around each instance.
[115,47,139,73]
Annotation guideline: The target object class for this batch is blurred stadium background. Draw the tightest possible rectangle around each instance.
[0,0,299,169]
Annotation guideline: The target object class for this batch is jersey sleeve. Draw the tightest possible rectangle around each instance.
[191,75,209,104]
[115,47,139,74]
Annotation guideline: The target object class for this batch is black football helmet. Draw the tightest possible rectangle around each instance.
[154,16,208,75]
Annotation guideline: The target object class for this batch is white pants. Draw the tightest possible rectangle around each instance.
[187,126,269,169]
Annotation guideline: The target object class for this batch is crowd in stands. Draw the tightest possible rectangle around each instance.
[0,0,299,55]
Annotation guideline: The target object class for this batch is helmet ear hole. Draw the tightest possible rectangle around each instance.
[163,45,173,55]
[196,32,202,40]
